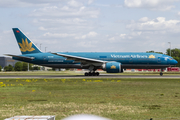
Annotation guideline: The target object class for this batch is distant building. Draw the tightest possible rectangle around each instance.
[0,57,19,68]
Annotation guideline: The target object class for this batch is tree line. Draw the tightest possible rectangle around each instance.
[0,62,40,72]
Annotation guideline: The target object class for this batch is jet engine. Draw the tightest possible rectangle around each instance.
[102,62,123,73]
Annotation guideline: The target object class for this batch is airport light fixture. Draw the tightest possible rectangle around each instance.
[28,63,29,71]
[45,47,47,52]
[168,42,171,56]
[40,43,42,50]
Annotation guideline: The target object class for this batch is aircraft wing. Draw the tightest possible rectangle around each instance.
[52,53,107,65]
[4,54,35,60]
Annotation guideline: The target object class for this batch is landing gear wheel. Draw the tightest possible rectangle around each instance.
[96,72,99,76]
[85,72,88,76]
[89,72,92,76]
[92,72,96,76]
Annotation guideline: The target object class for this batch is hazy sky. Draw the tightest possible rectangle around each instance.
[1,0,180,56]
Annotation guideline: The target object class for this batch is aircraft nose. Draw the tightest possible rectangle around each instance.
[174,60,178,64]
[171,59,178,65]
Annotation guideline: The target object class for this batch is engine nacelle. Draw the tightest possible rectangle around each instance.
[102,62,122,73]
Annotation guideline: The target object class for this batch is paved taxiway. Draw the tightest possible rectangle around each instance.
[1,75,180,78]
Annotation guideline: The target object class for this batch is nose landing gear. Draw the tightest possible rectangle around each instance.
[160,69,163,76]
[160,72,163,76]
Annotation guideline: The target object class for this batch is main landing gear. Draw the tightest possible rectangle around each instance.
[84,72,99,76]
[84,65,100,76]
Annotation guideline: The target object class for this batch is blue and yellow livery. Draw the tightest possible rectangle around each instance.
[5,28,178,76]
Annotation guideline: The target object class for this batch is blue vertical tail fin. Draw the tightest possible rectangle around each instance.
[12,28,42,54]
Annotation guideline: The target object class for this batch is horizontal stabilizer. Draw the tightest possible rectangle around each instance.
[4,54,35,60]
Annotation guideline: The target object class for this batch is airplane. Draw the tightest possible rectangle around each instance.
[5,28,178,76]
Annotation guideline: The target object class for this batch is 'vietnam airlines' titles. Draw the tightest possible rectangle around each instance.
[111,54,155,58]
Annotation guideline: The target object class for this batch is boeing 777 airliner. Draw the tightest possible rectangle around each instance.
[5,28,178,76]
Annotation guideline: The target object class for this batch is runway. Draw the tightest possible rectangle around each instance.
[1,74,180,79]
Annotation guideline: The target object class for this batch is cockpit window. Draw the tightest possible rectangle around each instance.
[169,58,173,60]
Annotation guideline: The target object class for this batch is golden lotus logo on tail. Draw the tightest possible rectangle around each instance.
[18,38,35,52]
[111,65,116,69]
[149,55,155,58]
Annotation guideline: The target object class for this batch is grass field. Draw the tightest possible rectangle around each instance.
[0,78,180,120]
